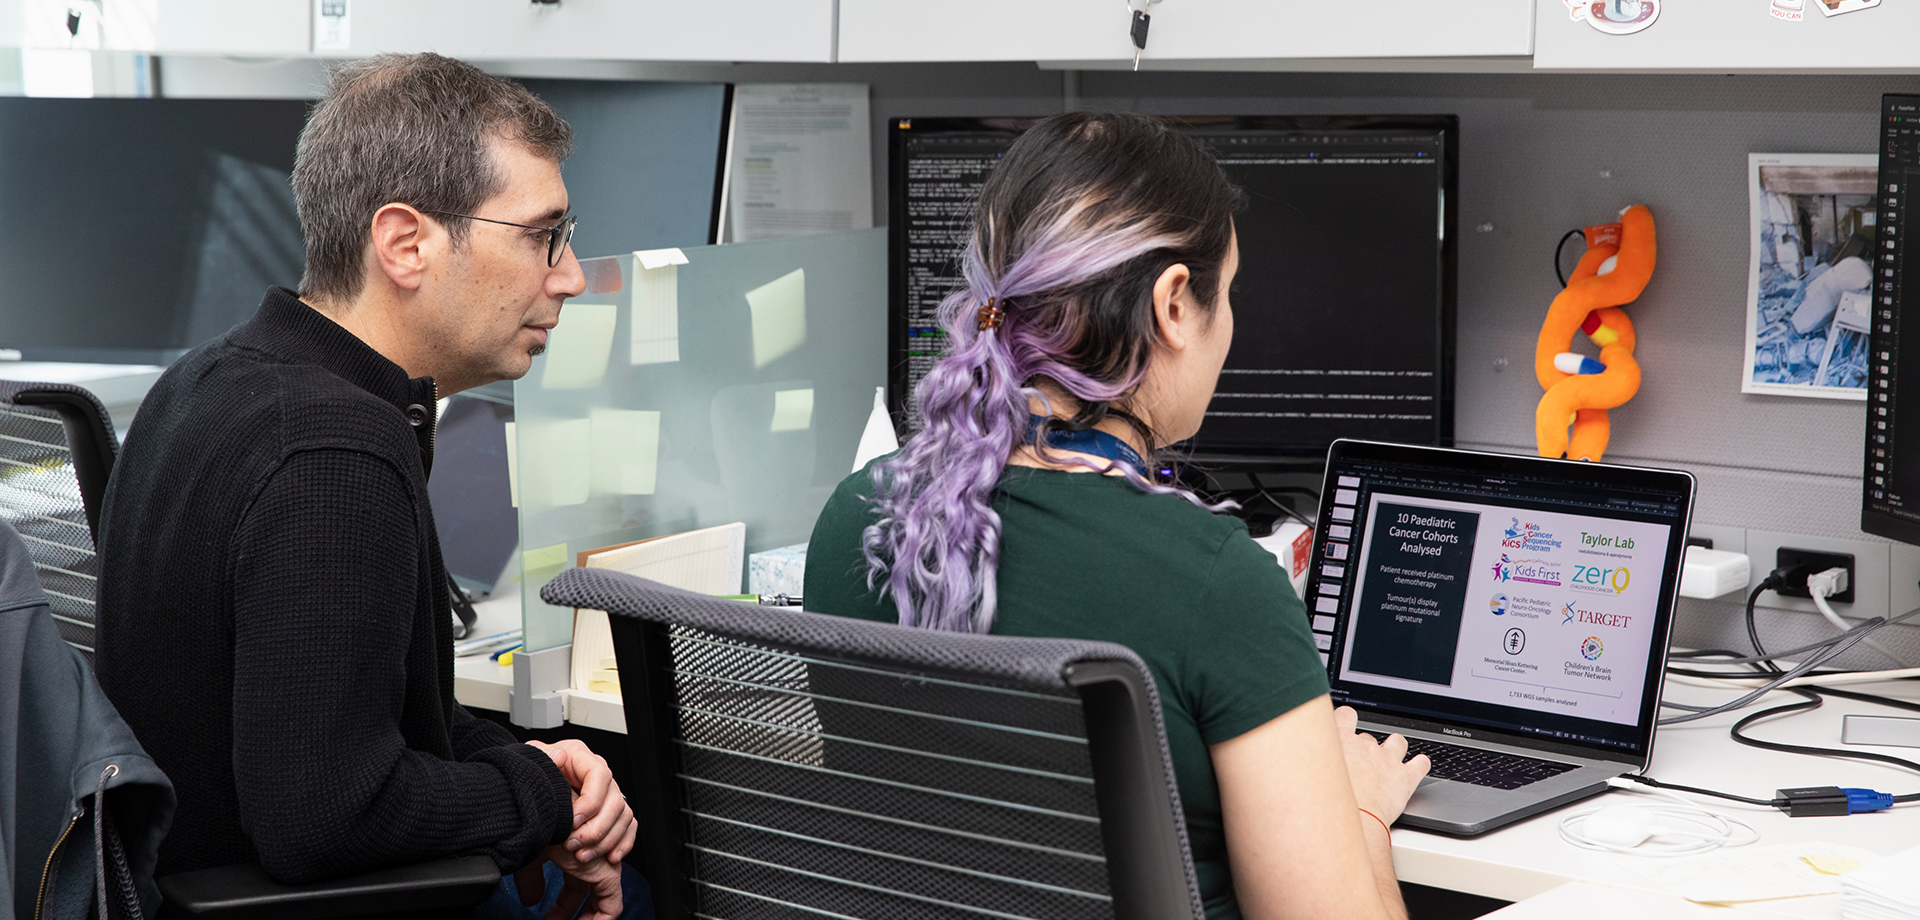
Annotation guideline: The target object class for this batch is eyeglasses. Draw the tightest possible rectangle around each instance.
[424,210,578,267]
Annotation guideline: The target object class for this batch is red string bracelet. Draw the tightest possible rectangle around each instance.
[1358,807,1391,838]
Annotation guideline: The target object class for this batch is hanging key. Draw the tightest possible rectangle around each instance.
[1129,0,1151,71]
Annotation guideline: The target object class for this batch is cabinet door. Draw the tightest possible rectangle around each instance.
[1536,0,1920,70]
[839,0,1535,64]
[345,0,834,62]
[154,0,310,56]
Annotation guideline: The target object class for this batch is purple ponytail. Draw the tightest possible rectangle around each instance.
[861,113,1244,632]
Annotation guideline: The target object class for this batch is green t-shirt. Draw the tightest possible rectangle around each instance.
[804,463,1330,920]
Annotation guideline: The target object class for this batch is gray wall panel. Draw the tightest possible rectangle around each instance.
[1078,72,1920,542]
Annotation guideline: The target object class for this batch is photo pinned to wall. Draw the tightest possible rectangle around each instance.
[1743,154,1877,400]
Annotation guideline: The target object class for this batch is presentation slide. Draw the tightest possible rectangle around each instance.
[1337,493,1670,726]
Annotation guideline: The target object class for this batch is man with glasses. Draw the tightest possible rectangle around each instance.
[95,54,644,920]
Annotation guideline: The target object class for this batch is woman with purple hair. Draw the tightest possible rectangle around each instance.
[805,112,1430,920]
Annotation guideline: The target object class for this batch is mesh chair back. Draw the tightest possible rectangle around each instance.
[542,567,1203,920]
[0,382,118,660]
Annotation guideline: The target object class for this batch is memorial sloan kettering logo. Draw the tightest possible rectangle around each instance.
[1501,518,1563,552]
[1492,554,1563,586]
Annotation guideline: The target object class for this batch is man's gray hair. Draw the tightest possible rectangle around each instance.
[292,53,573,303]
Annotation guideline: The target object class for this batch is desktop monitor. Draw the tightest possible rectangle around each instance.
[1862,94,1920,543]
[430,394,519,597]
[0,97,311,364]
[888,114,1458,460]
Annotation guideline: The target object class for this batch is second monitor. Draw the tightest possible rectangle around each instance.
[889,114,1459,460]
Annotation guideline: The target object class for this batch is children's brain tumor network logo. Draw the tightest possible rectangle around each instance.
[1581,636,1605,660]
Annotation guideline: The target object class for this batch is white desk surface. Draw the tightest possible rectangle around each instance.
[1404,674,1920,917]
[452,593,522,716]
[453,618,1920,916]
[453,592,627,734]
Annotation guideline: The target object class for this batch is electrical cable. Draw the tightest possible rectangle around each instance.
[1807,684,1920,714]
[1618,774,1781,808]
[1658,621,1876,723]
[1245,472,1313,529]
[1638,590,1920,812]
[1746,578,1785,676]
[1727,688,1920,802]
[1670,610,1920,668]
[1558,784,1760,855]
[1553,228,1585,288]
[1810,581,1905,666]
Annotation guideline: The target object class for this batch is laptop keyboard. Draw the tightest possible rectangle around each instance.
[1365,732,1578,790]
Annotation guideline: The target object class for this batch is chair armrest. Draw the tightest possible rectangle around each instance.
[157,856,500,919]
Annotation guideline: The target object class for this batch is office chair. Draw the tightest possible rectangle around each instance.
[542,566,1206,920]
[0,381,120,661]
[0,381,498,918]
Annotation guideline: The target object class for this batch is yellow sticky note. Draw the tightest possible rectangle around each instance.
[540,303,618,389]
[1801,853,1862,875]
[589,408,661,496]
[523,542,570,571]
[521,544,569,602]
[746,268,806,368]
[521,419,590,507]
[770,388,814,432]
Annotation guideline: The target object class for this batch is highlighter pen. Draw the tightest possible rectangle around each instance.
[719,594,804,607]
[453,628,523,657]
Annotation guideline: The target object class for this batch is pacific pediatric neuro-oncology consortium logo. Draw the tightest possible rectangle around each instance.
[1492,554,1564,586]
[1501,518,1564,552]
[1580,636,1606,660]
[1490,593,1508,616]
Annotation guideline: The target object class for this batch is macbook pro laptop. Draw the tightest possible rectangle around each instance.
[1303,440,1695,835]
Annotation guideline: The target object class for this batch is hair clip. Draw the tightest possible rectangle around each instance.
[977,298,1005,332]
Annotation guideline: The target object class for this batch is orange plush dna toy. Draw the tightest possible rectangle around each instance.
[1534,205,1657,461]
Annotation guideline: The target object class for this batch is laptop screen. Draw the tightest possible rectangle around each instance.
[1306,441,1694,761]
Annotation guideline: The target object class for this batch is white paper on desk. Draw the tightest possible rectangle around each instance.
[721,84,872,243]
[1620,842,1881,904]
[570,523,745,694]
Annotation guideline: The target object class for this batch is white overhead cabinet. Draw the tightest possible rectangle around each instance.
[339,0,835,62]
[1534,0,1920,71]
[153,0,309,55]
[837,0,1535,65]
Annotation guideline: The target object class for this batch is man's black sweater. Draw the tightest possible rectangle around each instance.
[96,288,573,882]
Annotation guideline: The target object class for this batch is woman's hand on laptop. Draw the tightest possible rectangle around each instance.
[1334,705,1431,824]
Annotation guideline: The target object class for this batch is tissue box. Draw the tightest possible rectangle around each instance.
[749,542,808,597]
